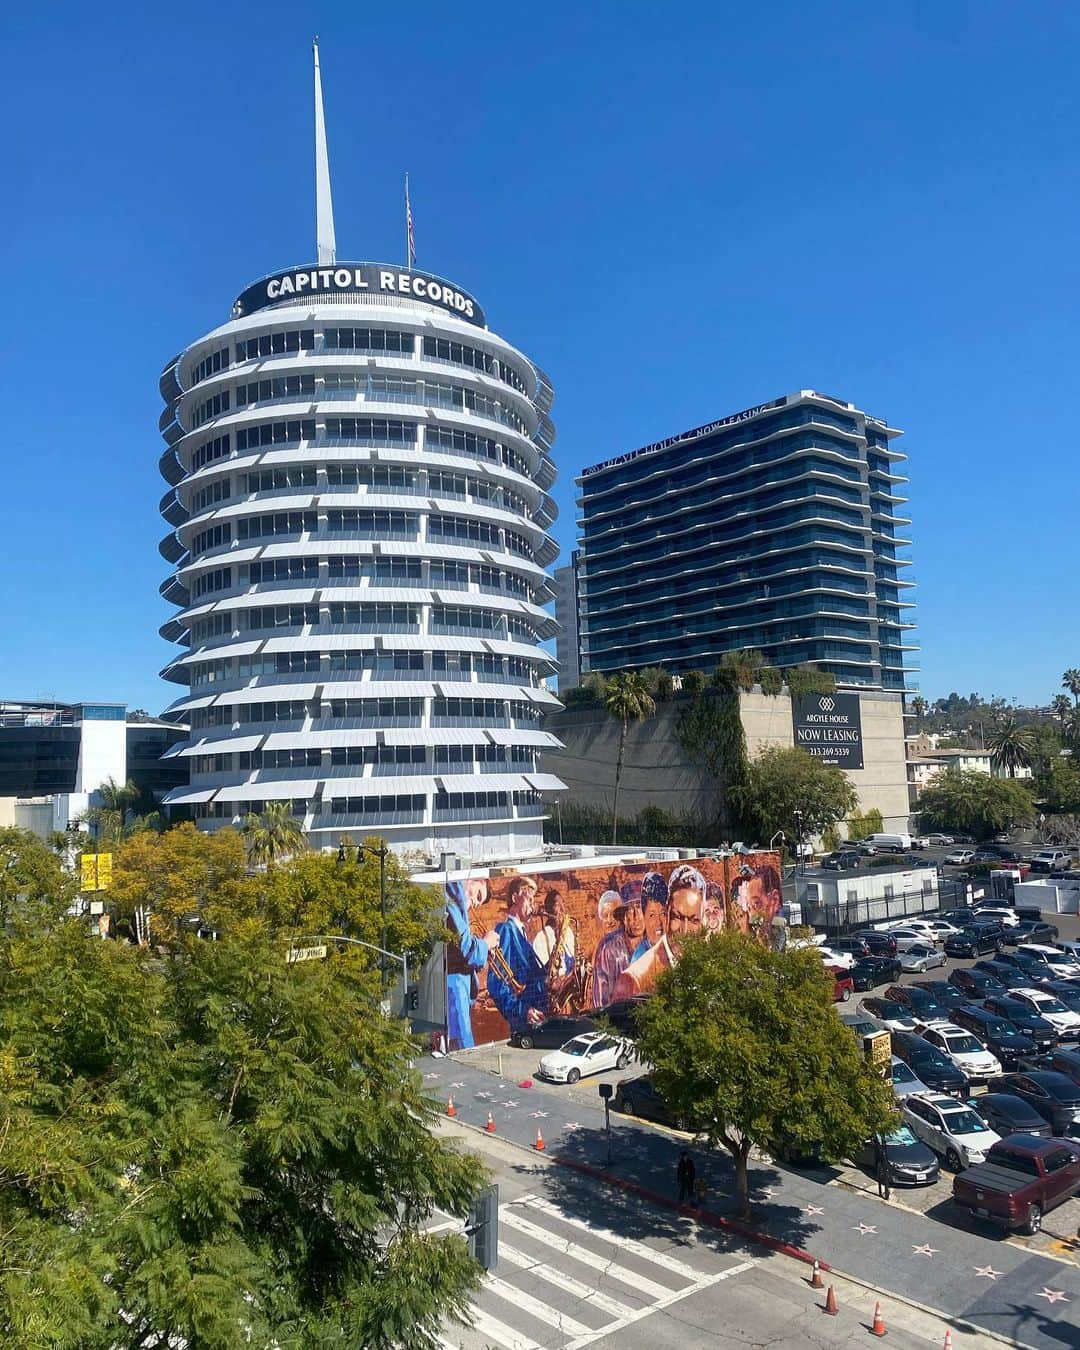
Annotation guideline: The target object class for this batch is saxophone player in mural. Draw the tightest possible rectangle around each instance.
[486,874,548,1033]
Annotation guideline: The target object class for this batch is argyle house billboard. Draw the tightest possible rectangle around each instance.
[791,691,864,770]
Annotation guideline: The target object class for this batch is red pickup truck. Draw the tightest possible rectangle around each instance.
[952,1135,1080,1234]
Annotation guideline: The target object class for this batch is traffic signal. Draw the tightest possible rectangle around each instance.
[466,1184,499,1271]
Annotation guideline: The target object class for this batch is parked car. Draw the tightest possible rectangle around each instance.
[978,844,1024,863]
[853,1126,940,1187]
[900,943,947,973]
[815,945,854,971]
[985,1072,1080,1134]
[948,1005,1038,1068]
[850,955,903,991]
[838,1012,880,1040]
[1030,850,1072,873]
[1040,981,1080,1014]
[888,927,938,954]
[510,1013,598,1050]
[971,904,1020,928]
[913,834,953,848]
[949,967,1005,999]
[1043,1048,1080,1088]
[852,840,878,856]
[1014,905,1045,924]
[944,927,1003,959]
[953,1135,1080,1233]
[820,851,860,871]
[591,995,651,1036]
[941,906,976,926]
[890,1055,930,1100]
[612,1075,685,1129]
[824,935,873,959]
[1009,988,1080,1041]
[971,850,1004,864]
[971,959,1031,991]
[999,950,1056,983]
[1002,921,1061,947]
[1013,943,1079,980]
[852,930,898,957]
[945,849,976,866]
[884,984,950,1027]
[887,918,941,942]
[902,1092,1001,1169]
[918,1024,1002,1083]
[859,998,919,1033]
[972,1092,1053,1139]
[922,919,963,942]
[536,1032,632,1084]
[981,995,1058,1049]
[829,967,854,1003]
[890,1032,970,1095]
[912,979,968,1009]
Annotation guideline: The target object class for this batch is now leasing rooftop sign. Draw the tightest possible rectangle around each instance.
[792,692,864,770]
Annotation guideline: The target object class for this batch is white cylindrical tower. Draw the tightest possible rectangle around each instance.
[157,262,565,858]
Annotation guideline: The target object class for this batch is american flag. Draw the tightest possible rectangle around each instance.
[405,174,416,266]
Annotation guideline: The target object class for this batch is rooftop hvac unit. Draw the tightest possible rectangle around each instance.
[644,849,680,861]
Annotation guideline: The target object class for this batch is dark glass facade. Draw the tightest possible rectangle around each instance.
[575,391,916,689]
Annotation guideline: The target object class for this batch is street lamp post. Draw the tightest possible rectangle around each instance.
[793,808,805,874]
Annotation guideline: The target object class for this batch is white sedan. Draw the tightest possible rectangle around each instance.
[887,927,937,954]
[921,919,962,941]
[918,1025,1002,1082]
[899,943,947,973]
[536,1032,633,1085]
[902,1093,1001,1170]
[816,945,855,971]
[945,849,975,865]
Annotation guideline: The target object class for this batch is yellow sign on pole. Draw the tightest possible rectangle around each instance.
[80,853,114,892]
[286,944,328,964]
[865,1030,891,1071]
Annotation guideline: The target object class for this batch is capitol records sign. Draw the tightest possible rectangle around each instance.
[791,691,864,770]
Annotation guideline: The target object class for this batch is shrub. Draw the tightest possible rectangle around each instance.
[681,670,706,695]
[785,666,837,699]
[759,667,783,695]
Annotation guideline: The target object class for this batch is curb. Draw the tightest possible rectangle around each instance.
[448,1115,1033,1350]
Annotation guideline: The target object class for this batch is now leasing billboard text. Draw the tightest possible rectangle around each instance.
[792,692,864,770]
[443,852,782,1049]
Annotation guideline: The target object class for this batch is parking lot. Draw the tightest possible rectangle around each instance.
[452,897,1080,1264]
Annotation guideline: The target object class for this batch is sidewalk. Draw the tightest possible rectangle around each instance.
[427,1054,1080,1350]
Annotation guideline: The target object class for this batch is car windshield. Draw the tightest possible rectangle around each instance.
[908,946,933,956]
[878,1003,907,1018]
[845,1020,876,1037]
[886,1125,918,1146]
[942,1109,990,1134]
[909,994,940,1012]
[1034,997,1067,1013]
[946,1034,984,1054]
[561,1038,592,1056]
[891,1061,918,1084]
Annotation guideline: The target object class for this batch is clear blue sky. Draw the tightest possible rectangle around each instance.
[2,1,1077,713]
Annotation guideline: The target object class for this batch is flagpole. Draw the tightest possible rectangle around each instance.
[405,172,410,268]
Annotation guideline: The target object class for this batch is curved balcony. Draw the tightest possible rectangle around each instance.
[159,488,188,527]
[159,445,185,486]
[158,532,187,565]
[160,575,190,607]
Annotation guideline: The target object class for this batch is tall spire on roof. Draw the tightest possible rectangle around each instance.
[313,37,337,265]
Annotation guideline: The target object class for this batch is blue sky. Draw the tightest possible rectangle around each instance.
[2,1,1077,713]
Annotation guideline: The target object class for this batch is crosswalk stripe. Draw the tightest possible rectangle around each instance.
[517,1195,707,1281]
[499,1243,637,1318]
[484,1275,591,1337]
[466,1307,543,1350]
[562,1261,754,1350]
[499,1210,674,1300]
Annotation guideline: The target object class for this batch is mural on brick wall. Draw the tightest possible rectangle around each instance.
[443,853,782,1049]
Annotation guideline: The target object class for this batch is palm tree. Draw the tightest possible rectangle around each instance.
[986,716,1034,779]
[1063,669,1080,707]
[909,695,928,726]
[603,672,656,845]
[242,802,306,867]
[1051,694,1072,726]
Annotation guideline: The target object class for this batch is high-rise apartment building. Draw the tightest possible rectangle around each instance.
[569,390,916,690]
[157,45,564,858]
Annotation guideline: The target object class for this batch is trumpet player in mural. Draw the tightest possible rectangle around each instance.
[444,876,491,1050]
[486,874,548,1033]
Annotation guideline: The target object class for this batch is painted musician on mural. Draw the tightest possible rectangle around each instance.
[443,852,783,1049]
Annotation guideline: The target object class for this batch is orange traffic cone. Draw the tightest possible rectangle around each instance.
[823,1285,838,1316]
[534,1127,545,1150]
[485,1111,496,1133]
[942,1333,952,1350]
[871,1301,886,1337]
[809,1259,824,1290]
[446,1096,456,1118]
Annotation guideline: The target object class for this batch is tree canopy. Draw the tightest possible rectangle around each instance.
[916,768,1035,839]
[0,835,486,1348]
[634,932,896,1216]
[733,746,857,849]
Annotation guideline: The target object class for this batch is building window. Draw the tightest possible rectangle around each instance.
[235,374,316,406]
[246,557,319,583]
[323,416,416,445]
[194,567,232,598]
[191,478,231,512]
[323,327,414,354]
[242,466,316,492]
[236,511,316,540]
[191,433,231,472]
[235,419,315,451]
[190,346,230,386]
[192,523,231,554]
[190,389,230,428]
[235,329,314,361]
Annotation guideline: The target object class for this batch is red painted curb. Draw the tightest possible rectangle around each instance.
[552,1153,832,1271]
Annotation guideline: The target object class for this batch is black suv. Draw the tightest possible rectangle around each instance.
[852,930,899,957]
[972,959,1031,991]
[944,926,1004,958]
[883,984,947,1025]
[985,1071,1080,1133]
[977,843,1023,863]
[1002,921,1061,947]
[890,1032,970,1095]
[911,979,967,1009]
[821,851,860,871]
[850,955,902,990]
[949,1004,1037,1068]
[981,995,1058,1049]
[949,967,1006,999]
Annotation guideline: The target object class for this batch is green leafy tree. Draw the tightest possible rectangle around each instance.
[241,802,306,867]
[1036,758,1080,815]
[916,768,1035,839]
[0,899,486,1346]
[635,933,896,1216]
[603,672,656,845]
[733,747,857,850]
[846,807,884,841]
[0,827,77,927]
[986,715,1034,778]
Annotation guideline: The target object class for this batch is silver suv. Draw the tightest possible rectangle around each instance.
[1030,850,1071,872]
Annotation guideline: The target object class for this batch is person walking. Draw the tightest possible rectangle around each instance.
[676,1150,696,1205]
